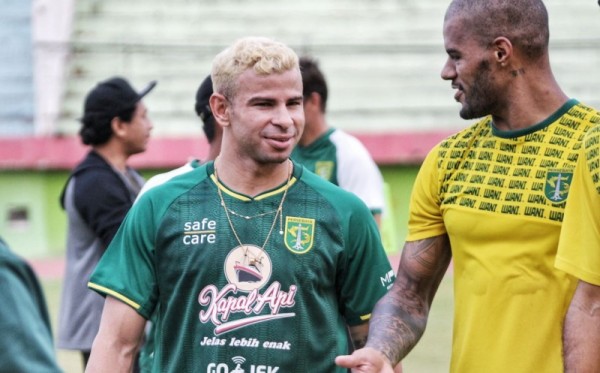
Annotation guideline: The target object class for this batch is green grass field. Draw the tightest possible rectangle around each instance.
[42,273,453,372]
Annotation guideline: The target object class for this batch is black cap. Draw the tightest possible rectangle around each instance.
[195,75,213,123]
[84,77,157,119]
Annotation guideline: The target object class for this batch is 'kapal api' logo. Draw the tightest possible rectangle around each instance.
[200,245,296,335]
[545,169,573,203]
[284,217,315,254]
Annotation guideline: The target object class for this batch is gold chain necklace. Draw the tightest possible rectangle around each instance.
[215,160,292,253]
[222,205,279,220]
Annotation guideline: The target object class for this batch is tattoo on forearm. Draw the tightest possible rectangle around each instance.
[365,235,452,365]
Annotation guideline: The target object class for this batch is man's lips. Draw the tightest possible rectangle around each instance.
[452,85,463,102]
[265,135,294,150]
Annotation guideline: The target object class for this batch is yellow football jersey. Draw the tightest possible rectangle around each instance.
[408,99,599,372]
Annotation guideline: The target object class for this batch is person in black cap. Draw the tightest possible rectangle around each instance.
[136,74,222,197]
[57,76,156,370]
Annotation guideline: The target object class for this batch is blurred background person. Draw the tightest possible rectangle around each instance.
[293,56,385,226]
[138,74,222,196]
[57,76,156,370]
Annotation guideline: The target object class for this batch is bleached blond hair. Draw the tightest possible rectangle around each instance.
[211,36,299,99]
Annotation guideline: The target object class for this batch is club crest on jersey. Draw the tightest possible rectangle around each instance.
[544,169,573,203]
[315,161,334,181]
[284,217,315,254]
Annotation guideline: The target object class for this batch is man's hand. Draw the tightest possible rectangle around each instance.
[335,347,395,373]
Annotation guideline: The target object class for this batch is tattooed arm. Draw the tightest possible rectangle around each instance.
[336,234,452,372]
[348,323,404,373]
[563,280,600,372]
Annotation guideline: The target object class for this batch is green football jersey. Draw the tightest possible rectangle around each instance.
[291,128,385,215]
[89,161,394,373]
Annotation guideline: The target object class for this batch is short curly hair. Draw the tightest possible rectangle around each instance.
[79,105,136,146]
[445,0,549,61]
[211,36,299,100]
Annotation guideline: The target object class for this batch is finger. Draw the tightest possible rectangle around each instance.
[335,354,359,368]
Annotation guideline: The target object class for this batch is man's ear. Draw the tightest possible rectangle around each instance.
[210,93,230,127]
[111,116,127,138]
[492,36,513,66]
[305,92,322,112]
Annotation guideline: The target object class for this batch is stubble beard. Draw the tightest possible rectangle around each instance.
[459,59,497,120]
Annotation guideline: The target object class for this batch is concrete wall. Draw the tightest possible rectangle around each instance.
[54,0,600,138]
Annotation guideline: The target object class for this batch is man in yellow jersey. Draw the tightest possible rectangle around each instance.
[336,0,600,372]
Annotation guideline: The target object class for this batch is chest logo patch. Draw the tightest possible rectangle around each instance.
[544,169,573,203]
[284,216,315,254]
[315,161,334,181]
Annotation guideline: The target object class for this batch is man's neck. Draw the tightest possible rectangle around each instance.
[214,156,291,197]
[299,116,329,147]
[492,64,568,131]
[94,144,129,173]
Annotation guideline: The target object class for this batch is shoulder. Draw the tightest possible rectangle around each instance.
[329,129,370,154]
[70,152,122,188]
[297,164,370,211]
[138,163,211,206]
[434,118,491,154]
[0,239,35,285]
[573,102,600,137]
[139,161,198,197]
[583,123,600,149]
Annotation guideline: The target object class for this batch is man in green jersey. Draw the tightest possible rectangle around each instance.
[0,237,62,373]
[86,36,394,373]
[337,0,599,372]
[292,56,385,226]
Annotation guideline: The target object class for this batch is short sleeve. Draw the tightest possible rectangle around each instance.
[337,199,394,325]
[88,193,159,319]
[556,127,600,286]
[407,145,446,241]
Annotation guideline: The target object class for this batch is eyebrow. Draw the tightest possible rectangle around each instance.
[246,95,303,104]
